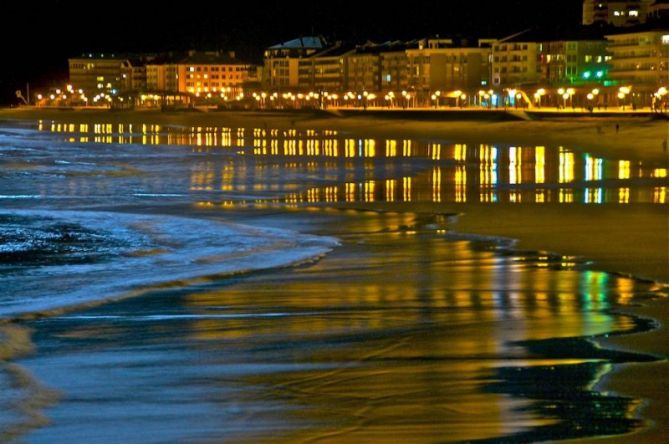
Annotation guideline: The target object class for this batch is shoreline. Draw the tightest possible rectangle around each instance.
[1,108,667,442]
[1,108,669,165]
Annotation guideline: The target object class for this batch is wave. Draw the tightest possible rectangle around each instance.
[0,210,339,319]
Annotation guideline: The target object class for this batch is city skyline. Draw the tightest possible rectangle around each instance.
[2,0,588,104]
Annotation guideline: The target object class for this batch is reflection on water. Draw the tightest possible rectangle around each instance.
[39,120,669,207]
[0,119,660,442]
[10,212,656,443]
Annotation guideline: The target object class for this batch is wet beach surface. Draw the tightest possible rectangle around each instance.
[0,119,667,442]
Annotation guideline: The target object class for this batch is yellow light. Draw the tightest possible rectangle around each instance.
[587,93,594,100]
[592,88,600,95]
[557,88,565,95]
[37,94,43,100]
[617,92,625,99]
[566,88,575,95]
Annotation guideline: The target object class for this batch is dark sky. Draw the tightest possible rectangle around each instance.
[1,0,583,104]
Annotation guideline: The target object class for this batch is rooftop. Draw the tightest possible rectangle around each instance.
[269,36,327,50]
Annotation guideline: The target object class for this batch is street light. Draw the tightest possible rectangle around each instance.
[534,88,546,107]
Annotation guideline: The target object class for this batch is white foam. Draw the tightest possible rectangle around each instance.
[0,210,339,318]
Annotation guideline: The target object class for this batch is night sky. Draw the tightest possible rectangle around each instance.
[1,0,584,104]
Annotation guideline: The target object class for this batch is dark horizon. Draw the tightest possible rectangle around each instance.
[2,0,585,104]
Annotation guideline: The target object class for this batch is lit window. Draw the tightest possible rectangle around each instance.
[629,10,638,17]
[663,35,669,45]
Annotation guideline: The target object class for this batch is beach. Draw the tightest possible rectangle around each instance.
[0,108,667,442]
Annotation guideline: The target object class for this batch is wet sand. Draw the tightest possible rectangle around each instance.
[1,108,667,442]
[9,209,663,443]
[2,108,669,164]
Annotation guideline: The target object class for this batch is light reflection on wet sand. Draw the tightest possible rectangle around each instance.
[10,211,655,443]
[40,120,668,207]
[0,120,663,442]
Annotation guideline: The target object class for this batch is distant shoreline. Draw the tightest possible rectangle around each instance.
[2,107,669,165]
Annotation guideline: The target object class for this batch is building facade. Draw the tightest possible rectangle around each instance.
[538,40,610,85]
[493,30,609,87]
[68,54,137,96]
[606,28,669,87]
[297,43,353,92]
[407,38,493,94]
[583,0,654,26]
[492,38,541,86]
[145,51,256,98]
[263,37,327,89]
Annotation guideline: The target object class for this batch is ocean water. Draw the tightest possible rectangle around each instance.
[0,119,665,442]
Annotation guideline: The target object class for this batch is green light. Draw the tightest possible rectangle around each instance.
[582,71,591,79]
[596,70,604,78]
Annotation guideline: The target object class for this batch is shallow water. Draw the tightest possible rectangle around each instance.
[0,120,665,442]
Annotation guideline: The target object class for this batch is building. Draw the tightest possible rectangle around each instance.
[68,54,141,96]
[146,51,256,99]
[177,51,252,97]
[606,27,669,88]
[344,41,417,93]
[263,37,328,89]
[648,0,669,20]
[493,28,610,87]
[583,0,656,26]
[492,33,541,86]
[407,37,494,97]
[297,43,354,92]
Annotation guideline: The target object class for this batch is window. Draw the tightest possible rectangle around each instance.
[585,55,593,63]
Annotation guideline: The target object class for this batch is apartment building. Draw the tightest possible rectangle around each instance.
[263,37,327,89]
[145,51,255,97]
[407,37,493,94]
[583,0,653,26]
[297,43,354,92]
[493,29,609,87]
[606,27,669,87]
[68,54,142,96]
